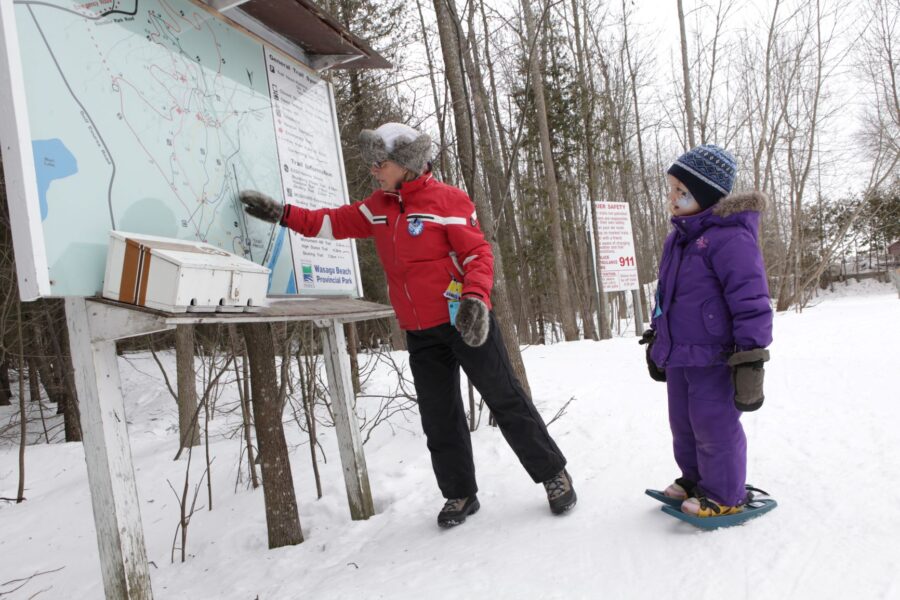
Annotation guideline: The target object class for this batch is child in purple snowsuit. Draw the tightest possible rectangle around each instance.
[642,145,773,518]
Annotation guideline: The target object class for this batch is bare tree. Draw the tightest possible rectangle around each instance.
[677,0,697,147]
[432,0,535,393]
[168,440,209,563]
[241,322,303,548]
[228,324,259,490]
[857,0,900,191]
[0,358,12,406]
[521,0,580,341]
[43,304,81,441]
[175,325,201,448]
[16,303,26,503]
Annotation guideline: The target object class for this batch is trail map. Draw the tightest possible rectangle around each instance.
[14,0,357,296]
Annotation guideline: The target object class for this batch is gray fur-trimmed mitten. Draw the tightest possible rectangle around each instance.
[727,348,770,412]
[240,190,285,224]
[455,297,490,347]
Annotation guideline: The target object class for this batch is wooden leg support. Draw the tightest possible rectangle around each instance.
[65,298,154,600]
[317,319,375,520]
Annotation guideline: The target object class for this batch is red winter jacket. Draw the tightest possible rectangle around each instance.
[281,173,494,331]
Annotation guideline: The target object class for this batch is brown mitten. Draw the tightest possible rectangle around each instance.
[727,348,770,412]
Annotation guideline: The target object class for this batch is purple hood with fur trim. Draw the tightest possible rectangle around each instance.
[650,191,773,368]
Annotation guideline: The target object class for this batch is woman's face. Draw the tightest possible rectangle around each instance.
[666,174,701,216]
[370,160,411,191]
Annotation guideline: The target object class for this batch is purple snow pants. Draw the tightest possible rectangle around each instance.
[666,365,747,506]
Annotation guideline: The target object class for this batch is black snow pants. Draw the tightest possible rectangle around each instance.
[406,313,566,499]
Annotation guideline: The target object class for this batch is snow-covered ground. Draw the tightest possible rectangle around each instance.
[2,280,898,600]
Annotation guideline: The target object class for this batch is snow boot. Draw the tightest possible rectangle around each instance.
[664,477,698,500]
[681,495,743,518]
[543,469,577,515]
[437,496,480,528]
[681,485,769,517]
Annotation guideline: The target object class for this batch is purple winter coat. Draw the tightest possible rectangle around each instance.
[650,191,773,369]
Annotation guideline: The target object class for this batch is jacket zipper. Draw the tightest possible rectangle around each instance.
[392,191,421,329]
[661,246,684,367]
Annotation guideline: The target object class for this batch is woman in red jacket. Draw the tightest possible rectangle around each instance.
[240,123,575,527]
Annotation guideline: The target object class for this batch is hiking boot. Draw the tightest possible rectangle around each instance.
[543,469,577,515]
[437,496,480,528]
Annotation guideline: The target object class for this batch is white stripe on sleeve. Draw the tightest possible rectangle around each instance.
[449,252,464,274]
[359,204,388,224]
[317,215,335,239]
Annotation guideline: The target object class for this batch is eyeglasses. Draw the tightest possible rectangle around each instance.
[372,160,401,170]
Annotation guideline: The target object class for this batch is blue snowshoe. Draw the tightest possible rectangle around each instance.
[659,486,777,530]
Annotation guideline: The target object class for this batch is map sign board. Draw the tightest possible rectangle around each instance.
[595,201,639,292]
[0,0,361,299]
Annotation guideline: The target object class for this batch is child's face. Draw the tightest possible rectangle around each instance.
[666,175,701,216]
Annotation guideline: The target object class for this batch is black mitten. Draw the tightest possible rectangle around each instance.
[240,190,285,224]
[638,329,667,383]
[455,297,490,347]
[727,348,770,411]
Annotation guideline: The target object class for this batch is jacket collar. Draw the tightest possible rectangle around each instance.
[713,190,767,217]
[670,205,715,240]
[398,172,434,195]
[670,190,767,241]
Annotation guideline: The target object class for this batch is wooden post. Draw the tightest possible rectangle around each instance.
[316,318,375,520]
[65,298,155,600]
